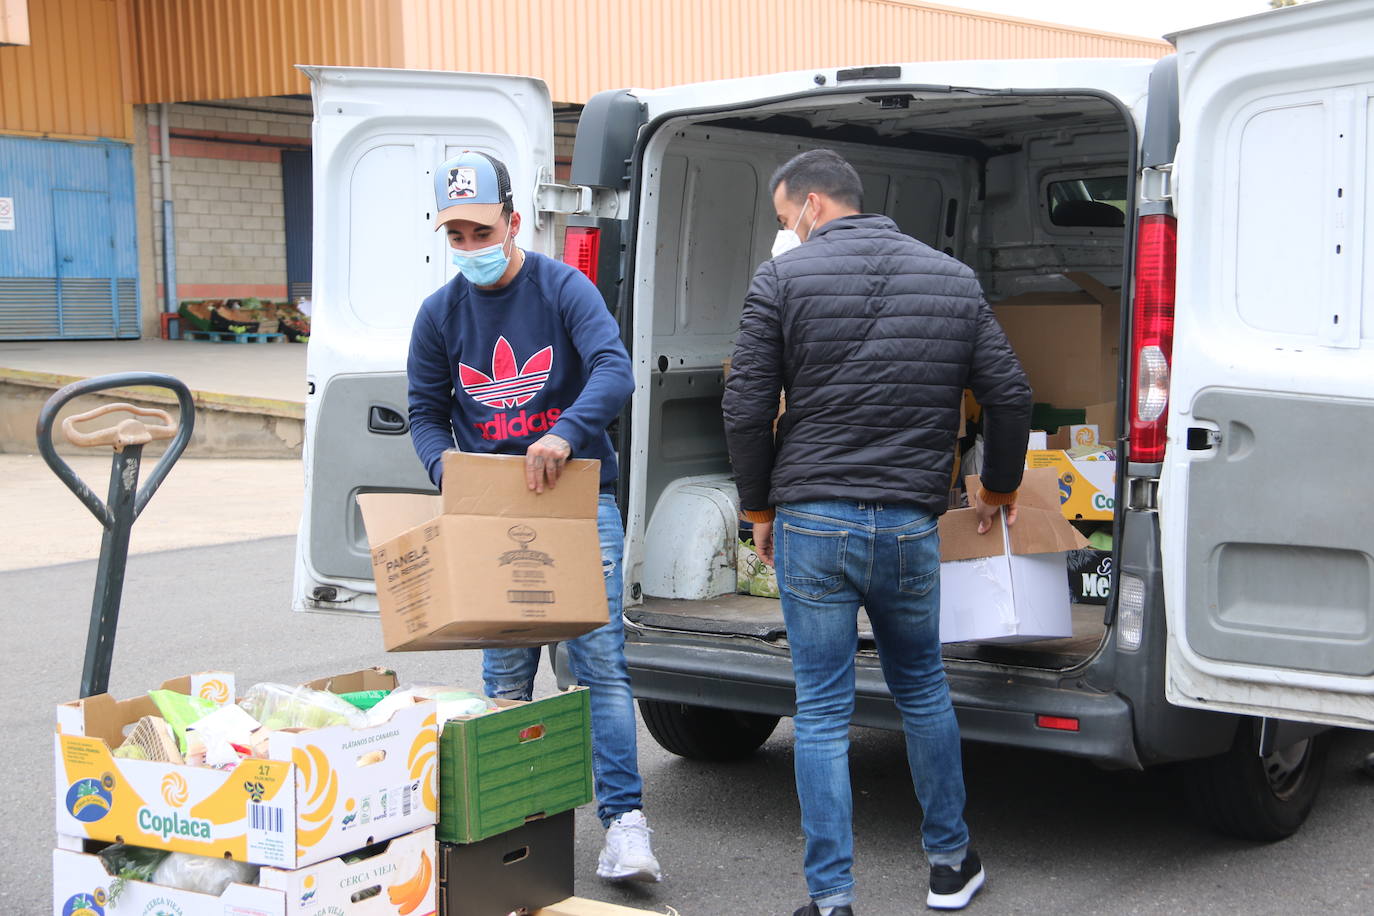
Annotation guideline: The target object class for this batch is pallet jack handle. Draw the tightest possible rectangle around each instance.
[36,373,196,697]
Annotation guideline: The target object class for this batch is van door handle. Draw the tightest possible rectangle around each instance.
[1186,427,1221,451]
[368,406,408,435]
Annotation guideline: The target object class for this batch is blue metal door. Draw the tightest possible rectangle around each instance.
[0,136,138,339]
[53,189,119,337]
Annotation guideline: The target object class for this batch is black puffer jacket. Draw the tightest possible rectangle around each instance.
[723,213,1031,516]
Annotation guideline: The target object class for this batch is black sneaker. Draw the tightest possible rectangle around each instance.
[792,903,854,916]
[927,849,985,910]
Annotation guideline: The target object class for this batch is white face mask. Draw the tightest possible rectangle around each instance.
[771,199,814,259]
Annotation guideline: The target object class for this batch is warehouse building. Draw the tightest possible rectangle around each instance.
[0,0,1168,341]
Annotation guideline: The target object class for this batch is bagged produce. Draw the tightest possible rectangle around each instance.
[152,851,260,894]
[148,690,220,753]
[239,682,367,730]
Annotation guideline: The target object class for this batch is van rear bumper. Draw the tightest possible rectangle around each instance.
[617,632,1142,769]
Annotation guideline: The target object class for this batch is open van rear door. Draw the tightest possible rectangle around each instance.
[1160,0,1374,728]
[293,67,558,611]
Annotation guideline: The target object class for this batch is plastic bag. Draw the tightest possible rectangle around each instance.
[239,682,366,731]
[339,688,392,711]
[147,689,220,753]
[151,851,259,894]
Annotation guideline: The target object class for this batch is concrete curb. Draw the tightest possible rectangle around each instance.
[0,367,304,419]
[1,367,305,458]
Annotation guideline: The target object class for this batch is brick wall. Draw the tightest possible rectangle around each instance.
[147,98,311,304]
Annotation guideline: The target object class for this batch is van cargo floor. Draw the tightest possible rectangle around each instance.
[627,595,1106,667]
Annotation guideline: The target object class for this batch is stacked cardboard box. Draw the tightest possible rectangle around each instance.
[52,669,440,915]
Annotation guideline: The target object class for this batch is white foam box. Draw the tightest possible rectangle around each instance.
[53,824,437,916]
[55,668,438,868]
[938,469,1090,643]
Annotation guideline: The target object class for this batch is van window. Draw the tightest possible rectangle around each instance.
[349,144,424,330]
[1047,176,1127,228]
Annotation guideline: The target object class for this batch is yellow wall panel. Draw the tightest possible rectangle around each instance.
[396,0,1170,104]
[117,0,1171,107]
[123,0,402,104]
[0,0,129,138]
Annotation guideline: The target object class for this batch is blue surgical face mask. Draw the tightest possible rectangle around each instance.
[452,226,513,286]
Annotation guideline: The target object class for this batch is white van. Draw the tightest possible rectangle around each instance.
[294,0,1374,840]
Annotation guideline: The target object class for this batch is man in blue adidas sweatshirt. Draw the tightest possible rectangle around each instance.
[407,151,660,883]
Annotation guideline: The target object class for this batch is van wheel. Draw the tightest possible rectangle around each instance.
[638,699,779,761]
[1182,719,1331,841]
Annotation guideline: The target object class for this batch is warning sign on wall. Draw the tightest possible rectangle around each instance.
[0,198,13,231]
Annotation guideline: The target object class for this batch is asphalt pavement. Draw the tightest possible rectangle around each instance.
[7,535,1374,914]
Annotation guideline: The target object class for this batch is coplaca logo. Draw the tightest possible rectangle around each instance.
[161,771,189,807]
[197,678,230,704]
[65,778,113,823]
[61,890,106,916]
[300,874,317,904]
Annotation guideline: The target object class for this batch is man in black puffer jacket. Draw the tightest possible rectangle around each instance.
[723,149,1031,915]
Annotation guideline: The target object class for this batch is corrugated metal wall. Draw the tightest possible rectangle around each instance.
[121,0,401,104]
[398,0,1172,104]
[119,0,1170,106]
[0,0,130,139]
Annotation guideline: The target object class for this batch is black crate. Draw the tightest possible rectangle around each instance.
[439,810,573,916]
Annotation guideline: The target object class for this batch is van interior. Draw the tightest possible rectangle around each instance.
[626,89,1130,673]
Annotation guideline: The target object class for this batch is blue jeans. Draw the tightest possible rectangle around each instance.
[482,493,644,827]
[775,500,970,909]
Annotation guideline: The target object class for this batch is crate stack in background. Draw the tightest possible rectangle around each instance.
[52,668,440,915]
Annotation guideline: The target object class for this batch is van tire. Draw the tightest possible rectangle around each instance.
[638,699,779,761]
[1182,719,1331,841]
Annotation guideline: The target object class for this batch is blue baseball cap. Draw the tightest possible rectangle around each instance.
[432,150,514,230]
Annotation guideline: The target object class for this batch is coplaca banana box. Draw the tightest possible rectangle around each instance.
[54,669,439,869]
[53,824,437,916]
[1024,449,1117,521]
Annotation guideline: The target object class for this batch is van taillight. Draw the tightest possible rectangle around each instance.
[1129,214,1177,464]
[562,227,601,284]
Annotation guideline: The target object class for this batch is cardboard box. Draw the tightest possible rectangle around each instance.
[1024,448,1117,520]
[1047,424,1100,450]
[439,810,573,916]
[938,469,1089,643]
[54,669,438,868]
[439,687,592,844]
[53,825,438,916]
[993,272,1120,409]
[358,452,610,651]
[1068,548,1114,605]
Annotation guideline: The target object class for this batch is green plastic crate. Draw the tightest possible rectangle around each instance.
[438,686,592,844]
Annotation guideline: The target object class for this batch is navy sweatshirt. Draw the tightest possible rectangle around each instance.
[407,251,633,493]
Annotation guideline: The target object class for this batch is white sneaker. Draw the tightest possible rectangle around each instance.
[596,809,662,883]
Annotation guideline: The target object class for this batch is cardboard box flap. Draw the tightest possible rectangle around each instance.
[305,667,398,694]
[1007,507,1090,555]
[357,491,442,546]
[941,469,1088,561]
[440,451,600,519]
[1008,468,1061,513]
[939,509,1005,562]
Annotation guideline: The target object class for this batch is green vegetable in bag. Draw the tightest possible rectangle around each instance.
[147,689,220,754]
